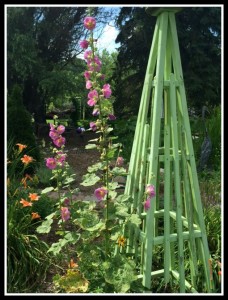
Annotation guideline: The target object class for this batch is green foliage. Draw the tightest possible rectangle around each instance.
[53,269,89,293]
[7,229,50,293]
[205,105,221,170]
[194,206,221,293]
[7,85,40,172]
[113,116,137,161]
[102,254,138,293]
[32,194,55,219]
[204,206,221,256]
[191,105,221,171]
[35,165,54,187]
[199,169,221,208]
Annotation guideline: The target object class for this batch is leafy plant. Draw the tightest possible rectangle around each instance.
[7,143,52,292]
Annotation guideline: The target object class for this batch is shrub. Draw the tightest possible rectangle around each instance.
[7,84,40,173]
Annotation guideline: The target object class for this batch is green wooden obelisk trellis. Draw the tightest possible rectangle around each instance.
[123,8,213,293]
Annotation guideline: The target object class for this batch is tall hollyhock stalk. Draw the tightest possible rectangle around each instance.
[81,14,116,257]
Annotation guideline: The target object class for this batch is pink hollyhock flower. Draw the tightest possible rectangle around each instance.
[53,136,66,147]
[90,122,97,131]
[46,157,57,169]
[56,125,65,134]
[88,89,98,99]
[145,184,156,198]
[116,156,124,166]
[84,71,91,80]
[108,114,116,120]
[79,40,89,49]
[86,80,92,89]
[94,187,108,201]
[61,207,70,221]
[87,98,96,106]
[64,198,70,206]
[49,130,59,141]
[88,57,102,72]
[144,197,151,211]
[84,16,96,30]
[92,108,100,116]
[87,89,98,106]
[84,50,93,61]
[100,74,105,80]
[56,152,67,166]
[50,123,56,131]
[102,84,112,98]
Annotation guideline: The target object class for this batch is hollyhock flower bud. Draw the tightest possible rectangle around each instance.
[90,122,97,131]
[64,198,70,206]
[79,40,89,49]
[116,156,124,166]
[92,108,100,116]
[144,197,151,211]
[108,114,116,121]
[50,123,56,131]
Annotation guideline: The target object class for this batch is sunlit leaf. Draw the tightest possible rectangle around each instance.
[41,187,54,194]
[36,219,53,233]
[80,173,100,186]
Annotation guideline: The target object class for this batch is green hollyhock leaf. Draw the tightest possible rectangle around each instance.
[103,255,138,293]
[128,214,141,226]
[85,144,97,150]
[36,219,53,233]
[81,173,100,186]
[87,162,104,173]
[41,186,54,194]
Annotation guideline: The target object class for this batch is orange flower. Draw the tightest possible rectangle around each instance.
[31,212,41,220]
[68,259,78,269]
[21,155,33,165]
[29,193,40,201]
[16,143,27,153]
[117,236,126,247]
[20,198,32,207]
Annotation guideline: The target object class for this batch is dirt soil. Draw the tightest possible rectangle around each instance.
[63,130,101,194]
